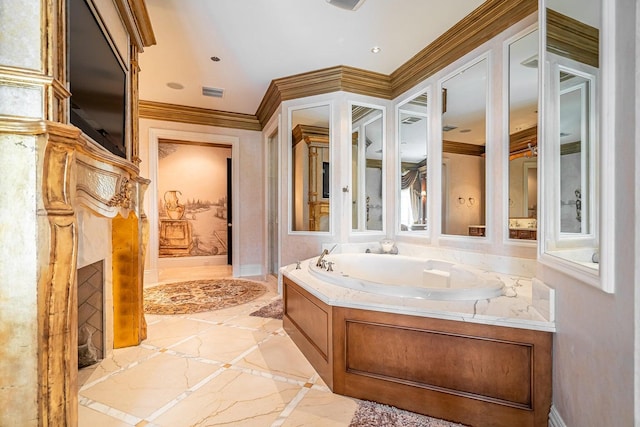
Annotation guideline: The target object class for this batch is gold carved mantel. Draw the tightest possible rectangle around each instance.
[0,0,155,423]
[6,120,151,425]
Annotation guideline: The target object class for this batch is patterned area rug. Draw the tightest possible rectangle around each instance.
[144,279,266,314]
[249,299,283,319]
[349,401,468,427]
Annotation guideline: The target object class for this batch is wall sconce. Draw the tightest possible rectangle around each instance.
[458,196,476,207]
[421,190,427,198]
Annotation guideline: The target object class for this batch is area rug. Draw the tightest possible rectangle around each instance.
[144,279,266,315]
[349,400,467,427]
[249,299,283,320]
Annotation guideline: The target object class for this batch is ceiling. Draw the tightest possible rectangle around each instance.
[138,0,485,116]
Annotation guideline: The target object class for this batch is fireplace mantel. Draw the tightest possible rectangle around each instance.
[0,0,155,423]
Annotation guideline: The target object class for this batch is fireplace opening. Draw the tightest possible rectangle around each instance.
[77,260,104,368]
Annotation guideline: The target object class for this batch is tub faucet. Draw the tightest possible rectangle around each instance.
[316,244,337,267]
[316,249,329,267]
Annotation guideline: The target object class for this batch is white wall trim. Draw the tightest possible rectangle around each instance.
[548,405,568,427]
[146,127,240,280]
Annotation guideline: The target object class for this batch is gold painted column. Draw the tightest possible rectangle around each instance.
[37,124,83,426]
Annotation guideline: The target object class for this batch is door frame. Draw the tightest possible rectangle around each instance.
[263,115,281,278]
[147,128,240,281]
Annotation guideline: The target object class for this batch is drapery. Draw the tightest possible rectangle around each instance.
[401,169,421,224]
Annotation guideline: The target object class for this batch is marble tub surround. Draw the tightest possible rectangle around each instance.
[286,246,555,332]
[323,242,537,278]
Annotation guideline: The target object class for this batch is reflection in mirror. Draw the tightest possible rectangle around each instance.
[290,104,330,232]
[441,59,488,237]
[397,92,428,232]
[543,0,601,274]
[351,104,384,232]
[559,70,593,235]
[508,29,539,241]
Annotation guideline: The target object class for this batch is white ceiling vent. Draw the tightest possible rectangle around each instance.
[202,86,224,98]
[401,116,422,125]
[326,0,366,11]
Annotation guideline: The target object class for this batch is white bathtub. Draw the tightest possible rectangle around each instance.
[308,253,504,301]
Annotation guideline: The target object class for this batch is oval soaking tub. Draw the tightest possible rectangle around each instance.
[309,253,504,300]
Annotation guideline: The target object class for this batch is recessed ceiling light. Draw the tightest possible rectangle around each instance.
[370,46,381,54]
[166,82,184,90]
[210,56,221,62]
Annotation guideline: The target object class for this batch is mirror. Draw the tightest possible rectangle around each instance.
[559,71,593,235]
[397,92,428,232]
[351,104,384,232]
[507,29,539,241]
[440,59,488,237]
[543,0,600,272]
[290,104,330,232]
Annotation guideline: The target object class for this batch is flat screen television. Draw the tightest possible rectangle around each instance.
[68,0,127,159]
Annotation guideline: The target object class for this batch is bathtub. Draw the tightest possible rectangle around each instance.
[308,253,504,301]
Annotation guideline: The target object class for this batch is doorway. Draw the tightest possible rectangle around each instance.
[148,127,240,281]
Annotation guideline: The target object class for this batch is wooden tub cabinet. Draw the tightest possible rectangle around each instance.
[283,277,552,427]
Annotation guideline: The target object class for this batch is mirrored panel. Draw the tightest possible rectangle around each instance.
[543,0,601,274]
[397,92,428,232]
[440,59,488,237]
[507,29,539,241]
[558,70,593,235]
[290,104,330,232]
[351,104,384,232]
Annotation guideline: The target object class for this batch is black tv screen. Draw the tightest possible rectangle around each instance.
[68,0,127,159]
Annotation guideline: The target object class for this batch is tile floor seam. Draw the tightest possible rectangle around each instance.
[79,395,142,425]
[79,352,162,392]
[270,373,321,427]
[144,366,228,422]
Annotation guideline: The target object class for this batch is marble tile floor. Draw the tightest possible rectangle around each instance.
[78,267,361,426]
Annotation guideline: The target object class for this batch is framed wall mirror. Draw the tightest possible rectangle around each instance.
[507,29,539,241]
[397,91,429,233]
[350,103,384,232]
[540,0,615,292]
[290,103,331,232]
[440,58,488,237]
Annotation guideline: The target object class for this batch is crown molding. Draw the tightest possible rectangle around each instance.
[546,8,599,68]
[256,65,391,126]
[139,100,262,131]
[390,0,537,98]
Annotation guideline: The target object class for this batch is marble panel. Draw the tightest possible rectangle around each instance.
[0,84,43,118]
[0,0,41,70]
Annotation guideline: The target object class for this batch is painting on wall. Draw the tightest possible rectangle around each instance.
[157,141,231,258]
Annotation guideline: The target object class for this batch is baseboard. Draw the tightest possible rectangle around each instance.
[157,255,227,269]
[548,405,568,427]
[144,269,158,286]
[239,263,263,277]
